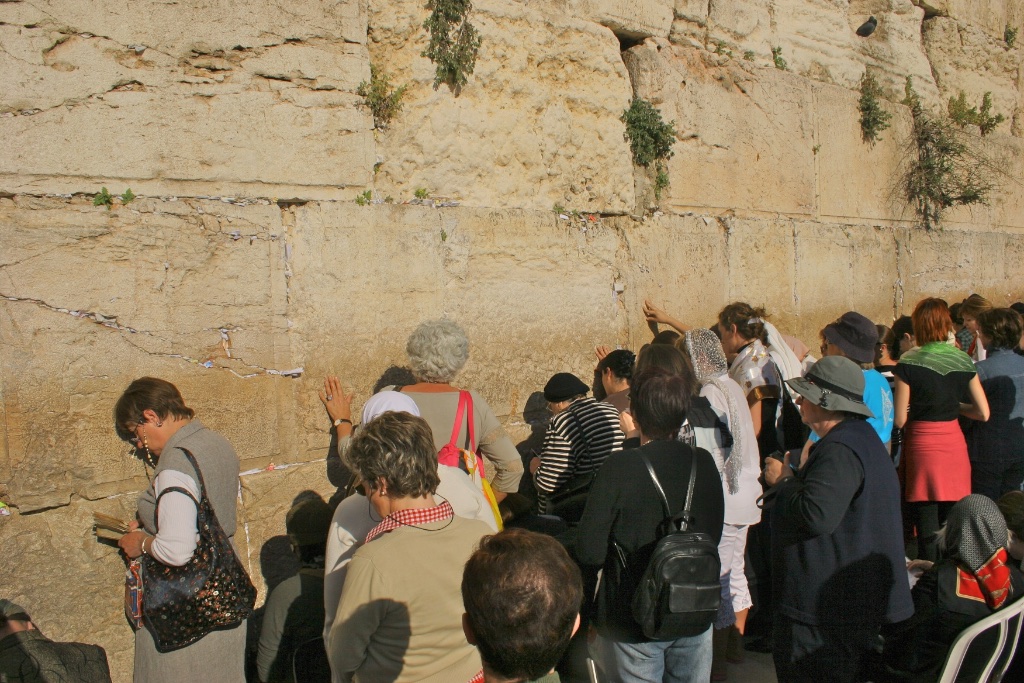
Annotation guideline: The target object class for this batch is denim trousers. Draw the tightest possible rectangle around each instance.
[590,627,712,683]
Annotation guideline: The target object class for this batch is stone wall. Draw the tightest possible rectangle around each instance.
[1,1,1023,681]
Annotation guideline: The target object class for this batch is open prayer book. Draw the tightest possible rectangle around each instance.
[93,512,131,540]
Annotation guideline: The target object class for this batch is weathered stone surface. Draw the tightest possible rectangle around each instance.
[19,0,366,53]
[814,80,913,223]
[671,0,941,102]
[567,0,675,39]
[628,42,817,216]
[923,16,1021,138]
[365,0,635,213]
[0,2,373,197]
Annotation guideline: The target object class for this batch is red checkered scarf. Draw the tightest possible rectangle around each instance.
[364,500,454,543]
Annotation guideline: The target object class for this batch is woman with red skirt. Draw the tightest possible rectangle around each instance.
[894,298,990,562]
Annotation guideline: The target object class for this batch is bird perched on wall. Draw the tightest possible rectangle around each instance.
[856,16,877,37]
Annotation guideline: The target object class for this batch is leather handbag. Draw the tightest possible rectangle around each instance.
[141,447,256,652]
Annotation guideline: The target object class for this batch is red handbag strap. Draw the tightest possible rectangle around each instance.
[447,391,476,453]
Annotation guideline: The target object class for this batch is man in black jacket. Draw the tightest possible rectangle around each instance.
[764,356,913,683]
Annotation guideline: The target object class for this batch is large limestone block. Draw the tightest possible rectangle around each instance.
[671,0,939,100]
[0,198,312,510]
[565,0,675,39]
[287,203,623,423]
[923,16,1021,138]
[917,0,1024,37]
[791,221,899,333]
[632,43,817,216]
[19,0,366,53]
[0,3,374,196]
[898,227,1017,306]
[1,85,373,195]
[814,81,915,223]
[364,0,635,213]
[617,214,730,332]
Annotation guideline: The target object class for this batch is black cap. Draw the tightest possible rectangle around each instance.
[543,373,589,402]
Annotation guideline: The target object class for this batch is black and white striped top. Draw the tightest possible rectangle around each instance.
[535,398,624,508]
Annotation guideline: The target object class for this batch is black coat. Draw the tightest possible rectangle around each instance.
[572,439,725,642]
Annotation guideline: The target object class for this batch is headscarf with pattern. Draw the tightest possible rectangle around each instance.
[685,328,746,494]
[943,494,1014,609]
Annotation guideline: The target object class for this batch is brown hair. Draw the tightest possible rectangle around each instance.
[718,302,768,344]
[635,344,698,397]
[462,529,582,681]
[114,377,195,442]
[978,308,1023,350]
[959,293,993,320]
[343,411,440,498]
[630,368,692,440]
[911,298,954,346]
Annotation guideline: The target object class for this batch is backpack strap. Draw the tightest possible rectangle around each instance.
[638,450,698,533]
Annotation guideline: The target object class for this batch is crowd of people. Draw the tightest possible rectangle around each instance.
[4,294,1024,683]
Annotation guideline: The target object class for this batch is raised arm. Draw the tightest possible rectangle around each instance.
[643,300,692,334]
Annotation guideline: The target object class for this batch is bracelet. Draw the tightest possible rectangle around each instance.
[333,418,353,427]
[141,535,149,556]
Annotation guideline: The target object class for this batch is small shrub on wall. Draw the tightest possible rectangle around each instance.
[422,0,481,93]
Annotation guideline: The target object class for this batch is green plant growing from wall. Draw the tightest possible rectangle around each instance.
[355,190,373,206]
[859,71,892,144]
[414,187,430,200]
[622,98,676,208]
[357,65,408,128]
[948,91,1005,136]
[622,98,676,167]
[422,0,481,93]
[714,40,732,58]
[772,46,787,70]
[654,164,670,200]
[901,77,993,229]
[93,187,114,209]
[743,50,755,61]
[1006,25,1018,49]
[121,188,136,204]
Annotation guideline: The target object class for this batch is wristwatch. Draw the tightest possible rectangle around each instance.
[332,418,352,427]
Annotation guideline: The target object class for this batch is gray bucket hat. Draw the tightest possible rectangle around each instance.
[785,356,874,418]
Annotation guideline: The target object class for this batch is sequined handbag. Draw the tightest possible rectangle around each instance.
[141,448,256,652]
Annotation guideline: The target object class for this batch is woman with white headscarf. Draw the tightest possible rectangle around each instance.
[679,330,762,679]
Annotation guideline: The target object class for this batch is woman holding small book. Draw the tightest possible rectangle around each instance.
[114,377,246,683]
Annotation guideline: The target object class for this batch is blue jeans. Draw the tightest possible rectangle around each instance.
[590,628,712,683]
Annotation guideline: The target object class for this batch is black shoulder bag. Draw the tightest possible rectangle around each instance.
[141,448,256,652]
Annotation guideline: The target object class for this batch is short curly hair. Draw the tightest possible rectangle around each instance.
[406,319,469,383]
[343,412,440,498]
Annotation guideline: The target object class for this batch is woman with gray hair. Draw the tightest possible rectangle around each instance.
[327,412,491,682]
[387,319,523,498]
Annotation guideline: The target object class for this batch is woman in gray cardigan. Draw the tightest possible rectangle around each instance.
[115,377,246,683]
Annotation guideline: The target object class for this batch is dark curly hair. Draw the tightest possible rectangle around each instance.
[718,302,768,344]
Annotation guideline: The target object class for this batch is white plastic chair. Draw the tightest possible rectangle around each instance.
[937,593,1024,683]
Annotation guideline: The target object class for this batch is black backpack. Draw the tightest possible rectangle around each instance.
[629,452,721,640]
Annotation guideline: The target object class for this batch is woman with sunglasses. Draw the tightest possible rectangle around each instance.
[113,377,246,683]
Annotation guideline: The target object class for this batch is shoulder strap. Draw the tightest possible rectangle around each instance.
[153,485,200,531]
[176,447,207,497]
[638,450,697,532]
[462,391,476,452]
[447,392,468,449]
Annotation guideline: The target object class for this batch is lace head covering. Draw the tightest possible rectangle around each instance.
[684,329,745,494]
